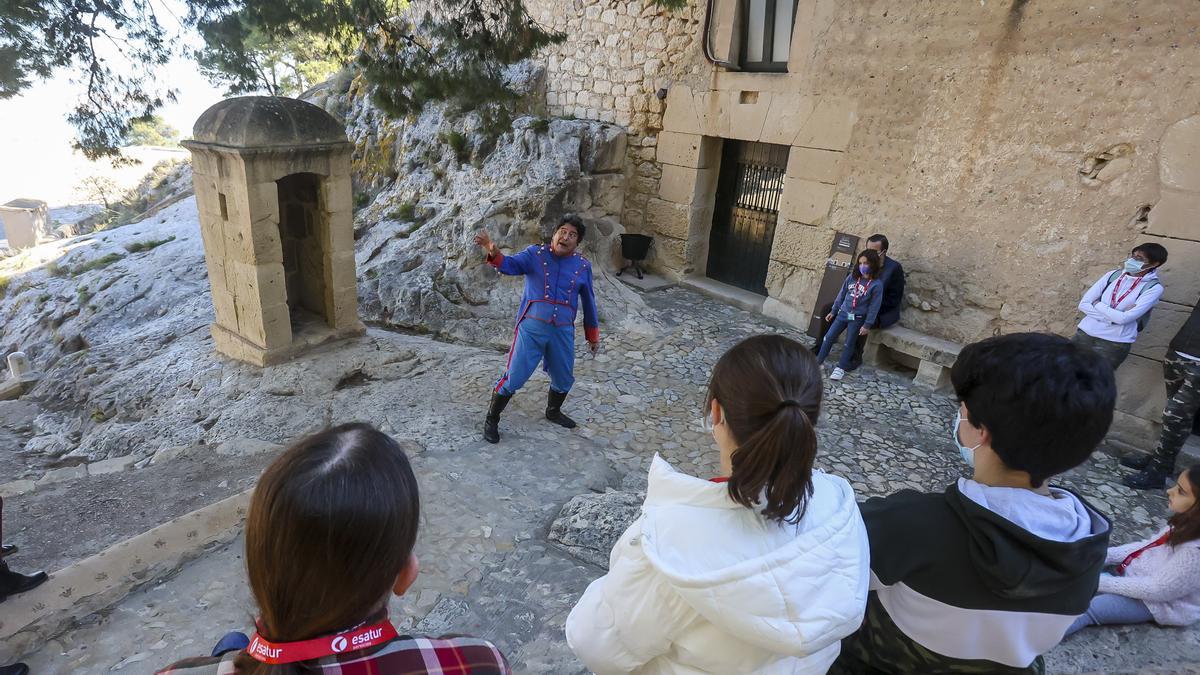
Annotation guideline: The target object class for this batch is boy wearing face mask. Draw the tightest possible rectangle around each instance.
[830,333,1115,674]
[1072,243,1168,370]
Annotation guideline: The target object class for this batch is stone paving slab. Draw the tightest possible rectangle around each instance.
[13,287,1200,673]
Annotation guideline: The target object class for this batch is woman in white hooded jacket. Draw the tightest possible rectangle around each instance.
[566,334,870,674]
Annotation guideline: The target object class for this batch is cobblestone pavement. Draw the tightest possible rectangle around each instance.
[20,287,1199,674]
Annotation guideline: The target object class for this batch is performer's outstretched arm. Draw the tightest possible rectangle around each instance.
[474,229,531,276]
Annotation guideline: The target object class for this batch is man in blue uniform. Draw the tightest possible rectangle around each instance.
[474,215,601,444]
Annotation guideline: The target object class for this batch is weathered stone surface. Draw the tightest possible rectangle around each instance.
[87,455,139,475]
[1159,114,1200,191]
[549,490,643,568]
[213,437,282,457]
[190,96,348,148]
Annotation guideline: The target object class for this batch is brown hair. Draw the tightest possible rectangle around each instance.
[233,422,420,674]
[852,249,882,280]
[1168,465,1200,547]
[706,334,822,523]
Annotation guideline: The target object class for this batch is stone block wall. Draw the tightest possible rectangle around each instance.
[522,0,1200,448]
[525,0,707,230]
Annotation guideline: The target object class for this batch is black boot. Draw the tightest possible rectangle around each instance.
[1123,467,1170,490]
[0,664,29,675]
[1119,454,1152,471]
[0,563,48,603]
[483,392,512,444]
[0,544,15,559]
[545,389,577,429]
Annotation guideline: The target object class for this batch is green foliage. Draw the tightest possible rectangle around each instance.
[529,117,549,133]
[1,0,175,160]
[360,2,565,137]
[124,236,177,253]
[653,0,689,9]
[0,275,9,298]
[354,192,370,208]
[195,13,347,96]
[5,1,566,157]
[125,116,180,147]
[46,262,67,278]
[438,130,471,163]
[390,202,417,221]
[72,253,126,275]
[77,286,93,306]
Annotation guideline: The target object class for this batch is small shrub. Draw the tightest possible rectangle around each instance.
[124,235,176,253]
[390,202,417,221]
[37,293,50,304]
[77,286,93,306]
[73,253,125,275]
[439,130,471,163]
[432,167,446,181]
[90,409,108,423]
[46,262,67,277]
[0,275,9,298]
[530,118,550,134]
[354,192,369,208]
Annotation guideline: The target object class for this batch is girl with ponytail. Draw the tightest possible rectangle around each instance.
[566,334,870,674]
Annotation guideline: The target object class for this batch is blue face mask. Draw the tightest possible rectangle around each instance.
[859,264,871,276]
[952,410,982,467]
[1124,257,1146,275]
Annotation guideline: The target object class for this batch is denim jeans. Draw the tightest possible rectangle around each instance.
[1064,592,1153,636]
[816,314,867,370]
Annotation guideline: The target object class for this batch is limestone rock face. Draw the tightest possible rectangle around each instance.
[548,490,643,569]
[0,61,661,464]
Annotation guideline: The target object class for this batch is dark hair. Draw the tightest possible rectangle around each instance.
[1168,465,1200,547]
[705,334,822,524]
[234,423,420,674]
[1131,242,1168,266]
[852,249,883,280]
[950,333,1115,488]
[559,214,586,241]
[866,233,890,252]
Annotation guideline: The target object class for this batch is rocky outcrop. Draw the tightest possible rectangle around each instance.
[0,61,661,464]
[339,63,658,348]
[548,489,643,569]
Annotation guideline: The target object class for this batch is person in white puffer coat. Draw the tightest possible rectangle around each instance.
[565,334,870,675]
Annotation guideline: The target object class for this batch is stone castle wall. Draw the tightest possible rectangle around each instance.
[522,0,1200,449]
[524,0,707,229]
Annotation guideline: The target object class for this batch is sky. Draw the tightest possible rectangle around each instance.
[0,5,227,207]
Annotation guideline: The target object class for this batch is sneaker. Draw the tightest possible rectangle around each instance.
[1119,454,1152,471]
[1122,469,1169,491]
[830,367,846,381]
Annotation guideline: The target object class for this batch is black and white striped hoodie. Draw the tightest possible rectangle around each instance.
[861,478,1111,669]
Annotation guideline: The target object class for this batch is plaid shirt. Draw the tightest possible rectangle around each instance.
[155,635,510,675]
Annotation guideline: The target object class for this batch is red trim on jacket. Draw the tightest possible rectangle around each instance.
[486,251,504,268]
[585,326,600,343]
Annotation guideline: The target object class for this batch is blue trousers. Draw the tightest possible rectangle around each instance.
[495,318,575,396]
[816,314,867,370]
[1064,592,1154,636]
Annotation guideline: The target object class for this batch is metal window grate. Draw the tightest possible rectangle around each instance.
[707,141,789,295]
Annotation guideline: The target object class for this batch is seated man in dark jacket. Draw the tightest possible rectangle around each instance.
[813,233,905,368]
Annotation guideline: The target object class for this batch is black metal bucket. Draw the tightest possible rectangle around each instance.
[618,234,653,279]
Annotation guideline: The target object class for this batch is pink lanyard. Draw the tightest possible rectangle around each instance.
[1109,273,1143,308]
[1115,530,1171,576]
[851,280,872,311]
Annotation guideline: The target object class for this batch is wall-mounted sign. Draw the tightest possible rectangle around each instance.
[807,231,861,338]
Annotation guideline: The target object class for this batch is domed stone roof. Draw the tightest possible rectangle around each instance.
[191,96,347,148]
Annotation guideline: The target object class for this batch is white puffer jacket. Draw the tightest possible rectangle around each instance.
[565,455,870,675]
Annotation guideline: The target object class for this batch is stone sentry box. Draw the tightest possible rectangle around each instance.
[0,199,50,250]
[183,96,364,366]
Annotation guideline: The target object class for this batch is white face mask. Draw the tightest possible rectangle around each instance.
[953,409,982,467]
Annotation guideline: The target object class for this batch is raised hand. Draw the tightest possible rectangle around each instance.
[473,230,497,256]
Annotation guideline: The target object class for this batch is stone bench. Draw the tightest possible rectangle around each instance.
[863,326,962,391]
